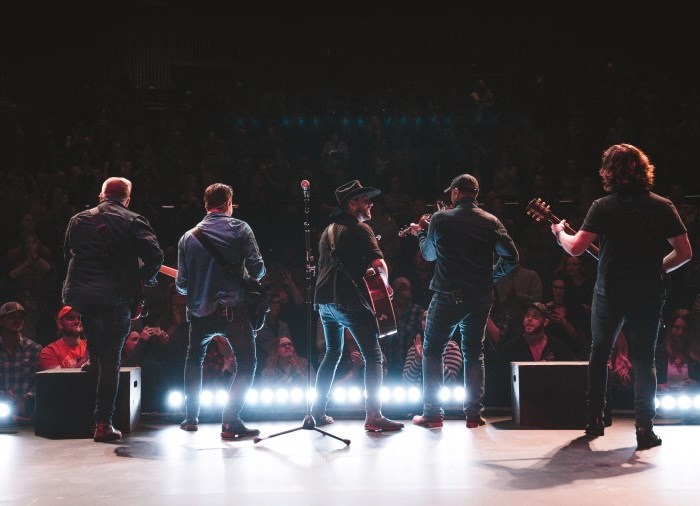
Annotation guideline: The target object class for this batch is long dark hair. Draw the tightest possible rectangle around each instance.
[599,143,655,193]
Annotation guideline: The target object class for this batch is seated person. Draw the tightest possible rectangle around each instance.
[494,302,577,405]
[402,309,462,386]
[254,293,291,370]
[499,302,577,364]
[657,309,700,392]
[37,306,88,370]
[202,334,236,391]
[0,302,42,421]
[121,321,170,367]
[260,335,314,388]
[543,275,592,359]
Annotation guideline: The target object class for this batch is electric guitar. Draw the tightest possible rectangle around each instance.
[525,198,600,260]
[362,268,398,338]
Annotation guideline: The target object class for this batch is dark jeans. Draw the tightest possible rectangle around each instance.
[313,303,384,416]
[184,303,256,424]
[73,303,131,425]
[422,292,491,418]
[588,293,663,428]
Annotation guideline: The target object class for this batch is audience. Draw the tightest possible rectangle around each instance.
[260,336,314,388]
[402,310,462,386]
[37,306,88,370]
[0,302,43,421]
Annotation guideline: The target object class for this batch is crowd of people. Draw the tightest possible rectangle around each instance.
[2,66,700,442]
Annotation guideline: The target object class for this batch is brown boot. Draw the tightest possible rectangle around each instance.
[94,423,122,443]
[364,415,404,432]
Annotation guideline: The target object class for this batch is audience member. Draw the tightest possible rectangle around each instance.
[543,275,592,359]
[260,336,314,388]
[657,309,700,392]
[0,302,42,421]
[383,276,425,379]
[402,310,462,386]
[37,306,88,370]
[255,293,291,369]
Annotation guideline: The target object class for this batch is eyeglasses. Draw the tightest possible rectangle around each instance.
[279,342,294,348]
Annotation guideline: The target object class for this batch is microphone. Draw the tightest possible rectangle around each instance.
[300,179,310,199]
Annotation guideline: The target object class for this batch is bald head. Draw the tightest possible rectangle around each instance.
[100,177,132,205]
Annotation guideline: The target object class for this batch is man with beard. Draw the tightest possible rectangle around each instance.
[311,180,404,432]
[38,306,88,370]
[500,302,577,364]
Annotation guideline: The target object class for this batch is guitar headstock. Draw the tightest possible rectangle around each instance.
[526,198,554,223]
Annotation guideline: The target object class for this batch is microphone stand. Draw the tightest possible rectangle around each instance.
[254,183,350,446]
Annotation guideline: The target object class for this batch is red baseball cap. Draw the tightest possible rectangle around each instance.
[57,305,77,320]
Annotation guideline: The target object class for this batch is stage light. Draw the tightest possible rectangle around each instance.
[260,388,274,404]
[246,389,259,405]
[0,402,11,418]
[392,386,406,403]
[275,388,289,404]
[348,387,363,403]
[408,386,421,403]
[694,395,700,409]
[306,388,318,403]
[167,391,184,409]
[200,390,214,407]
[333,387,348,404]
[439,387,451,402]
[380,387,391,403]
[655,397,660,409]
[677,395,692,410]
[215,390,229,407]
[660,395,676,410]
[290,387,304,404]
[452,386,466,403]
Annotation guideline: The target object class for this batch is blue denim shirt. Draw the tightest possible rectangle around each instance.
[176,212,265,318]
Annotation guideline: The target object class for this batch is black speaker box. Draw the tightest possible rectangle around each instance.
[511,361,588,428]
[35,367,141,439]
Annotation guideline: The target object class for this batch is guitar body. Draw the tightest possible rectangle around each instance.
[362,269,398,338]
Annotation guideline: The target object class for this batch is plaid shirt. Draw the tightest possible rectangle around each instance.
[0,335,43,398]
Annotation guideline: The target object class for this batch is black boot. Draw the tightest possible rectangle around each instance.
[584,416,605,437]
[636,426,662,450]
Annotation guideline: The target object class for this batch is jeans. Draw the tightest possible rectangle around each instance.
[184,303,256,424]
[422,292,491,418]
[588,293,663,428]
[313,303,384,416]
[73,303,131,425]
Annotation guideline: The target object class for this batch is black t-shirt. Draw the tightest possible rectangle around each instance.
[314,213,384,310]
[580,191,686,297]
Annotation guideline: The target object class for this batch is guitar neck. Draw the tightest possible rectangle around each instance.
[549,212,600,259]
[159,265,177,278]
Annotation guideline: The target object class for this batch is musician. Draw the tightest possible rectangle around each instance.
[311,180,404,432]
[551,144,692,449]
[406,174,518,429]
[176,183,266,439]
[63,177,163,442]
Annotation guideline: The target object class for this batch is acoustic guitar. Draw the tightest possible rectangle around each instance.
[526,198,600,260]
[362,268,398,338]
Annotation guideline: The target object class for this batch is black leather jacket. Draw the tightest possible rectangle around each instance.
[62,200,163,306]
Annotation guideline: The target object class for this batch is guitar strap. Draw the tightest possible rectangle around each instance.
[191,227,245,281]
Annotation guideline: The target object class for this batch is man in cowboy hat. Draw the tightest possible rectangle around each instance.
[311,180,404,432]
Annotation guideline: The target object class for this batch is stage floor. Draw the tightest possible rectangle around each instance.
[1,415,698,505]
